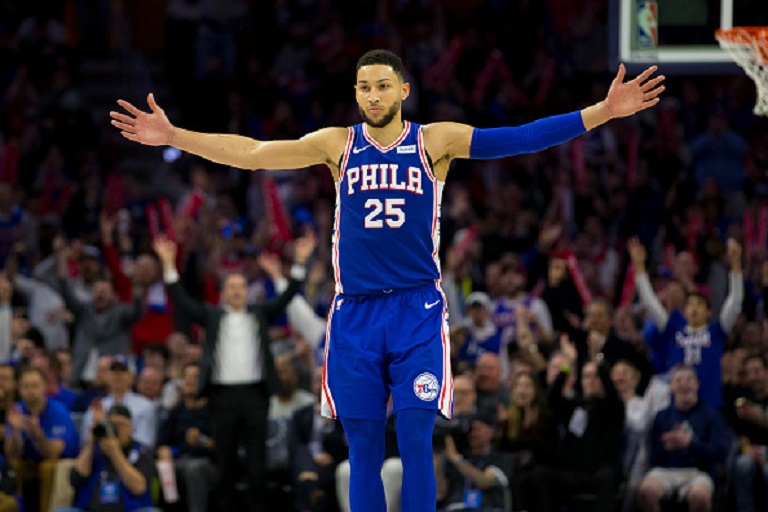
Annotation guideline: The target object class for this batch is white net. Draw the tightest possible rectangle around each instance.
[716,28,768,116]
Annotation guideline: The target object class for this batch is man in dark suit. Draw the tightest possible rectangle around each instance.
[291,367,348,512]
[154,233,316,512]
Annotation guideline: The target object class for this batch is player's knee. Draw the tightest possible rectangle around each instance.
[395,409,434,455]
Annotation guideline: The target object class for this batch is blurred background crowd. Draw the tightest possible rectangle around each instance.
[1,0,768,511]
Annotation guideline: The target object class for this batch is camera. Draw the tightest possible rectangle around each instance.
[92,421,116,440]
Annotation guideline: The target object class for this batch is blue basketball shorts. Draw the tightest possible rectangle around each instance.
[320,283,453,421]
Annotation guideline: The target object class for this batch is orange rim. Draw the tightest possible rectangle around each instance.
[716,27,768,44]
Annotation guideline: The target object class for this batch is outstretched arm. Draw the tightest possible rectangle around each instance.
[263,232,317,321]
[720,239,743,333]
[628,237,669,330]
[424,65,664,176]
[111,93,347,173]
[154,237,207,325]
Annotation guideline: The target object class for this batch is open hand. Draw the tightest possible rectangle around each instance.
[0,273,11,305]
[627,237,647,270]
[293,231,318,265]
[152,236,178,269]
[604,64,665,119]
[7,405,22,432]
[257,253,282,279]
[727,238,742,271]
[559,333,577,364]
[111,93,175,146]
[100,211,117,242]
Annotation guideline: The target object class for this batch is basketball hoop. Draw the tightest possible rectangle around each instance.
[716,27,768,116]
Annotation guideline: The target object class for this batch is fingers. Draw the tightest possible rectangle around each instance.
[121,131,140,142]
[110,111,135,124]
[147,92,162,113]
[638,98,660,111]
[612,63,626,85]
[111,120,136,133]
[630,65,659,85]
[641,75,665,92]
[117,99,143,116]
[643,85,665,101]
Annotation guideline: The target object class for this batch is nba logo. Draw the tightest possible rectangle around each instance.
[413,372,439,401]
[637,1,658,48]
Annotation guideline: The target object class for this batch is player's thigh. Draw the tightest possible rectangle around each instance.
[387,287,451,415]
[324,296,389,421]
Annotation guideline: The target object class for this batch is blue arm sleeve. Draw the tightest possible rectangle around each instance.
[469,111,586,160]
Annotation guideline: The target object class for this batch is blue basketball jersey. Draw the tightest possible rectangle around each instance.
[333,121,442,295]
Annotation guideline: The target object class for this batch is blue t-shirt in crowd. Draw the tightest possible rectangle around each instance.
[661,310,725,407]
[49,387,79,411]
[7,399,79,461]
[458,324,502,364]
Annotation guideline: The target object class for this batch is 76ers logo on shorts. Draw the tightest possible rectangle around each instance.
[413,372,439,401]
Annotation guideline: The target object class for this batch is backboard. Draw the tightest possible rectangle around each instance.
[610,0,768,74]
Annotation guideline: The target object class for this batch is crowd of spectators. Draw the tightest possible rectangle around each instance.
[1,1,768,512]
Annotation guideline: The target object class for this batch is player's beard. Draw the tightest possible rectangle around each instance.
[359,100,401,128]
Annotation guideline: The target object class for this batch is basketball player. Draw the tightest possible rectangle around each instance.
[111,50,664,512]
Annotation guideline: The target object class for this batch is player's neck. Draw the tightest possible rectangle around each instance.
[364,118,405,147]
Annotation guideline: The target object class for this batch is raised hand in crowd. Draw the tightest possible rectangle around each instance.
[53,235,72,278]
[0,273,11,306]
[627,237,647,273]
[153,236,178,273]
[100,211,117,244]
[726,238,742,272]
[559,333,577,364]
[257,252,283,281]
[538,222,563,254]
[293,230,318,266]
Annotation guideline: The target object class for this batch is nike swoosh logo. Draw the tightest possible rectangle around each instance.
[352,145,371,154]
[424,300,441,310]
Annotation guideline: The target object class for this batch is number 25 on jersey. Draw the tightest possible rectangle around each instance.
[364,198,405,228]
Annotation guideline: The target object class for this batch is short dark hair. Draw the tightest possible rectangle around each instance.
[670,363,698,380]
[23,327,46,349]
[19,366,46,383]
[38,352,62,378]
[356,50,405,81]
[182,362,200,376]
[686,291,711,310]
[221,271,247,288]
[0,363,19,380]
[142,343,170,363]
